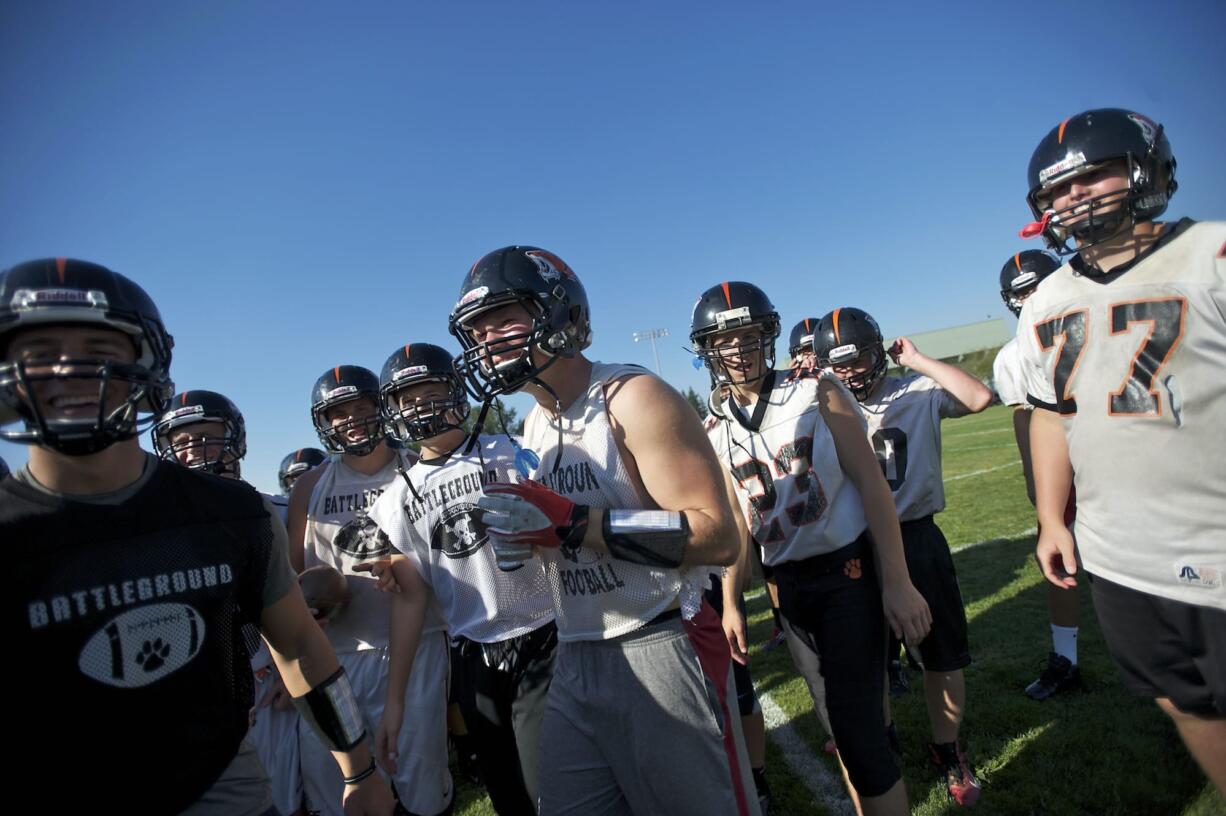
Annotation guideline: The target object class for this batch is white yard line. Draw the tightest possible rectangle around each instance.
[944,460,1021,482]
[757,688,855,815]
[951,526,1037,553]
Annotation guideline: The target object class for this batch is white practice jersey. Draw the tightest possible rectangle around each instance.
[707,372,868,567]
[522,362,714,642]
[263,492,290,526]
[858,374,966,522]
[305,454,444,653]
[368,435,555,644]
[992,338,1028,408]
[1017,219,1226,609]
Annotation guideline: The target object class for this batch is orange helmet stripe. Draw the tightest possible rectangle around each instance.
[404,344,411,358]
[55,257,67,284]
[333,366,341,383]
[1014,253,1023,273]
[804,318,811,333]
[832,308,843,343]
[1057,118,1070,144]
[721,282,732,308]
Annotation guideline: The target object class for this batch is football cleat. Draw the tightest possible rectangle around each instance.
[1024,652,1082,701]
[928,741,982,806]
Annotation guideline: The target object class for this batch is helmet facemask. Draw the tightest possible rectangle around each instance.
[153,416,245,476]
[313,395,385,456]
[694,313,780,388]
[822,344,887,402]
[1,345,171,456]
[381,377,471,444]
[453,294,577,400]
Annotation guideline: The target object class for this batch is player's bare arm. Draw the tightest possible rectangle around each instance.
[1029,407,1077,589]
[717,467,753,664]
[287,463,326,574]
[375,554,429,775]
[259,582,395,814]
[598,371,741,567]
[818,377,932,645]
[889,337,992,414]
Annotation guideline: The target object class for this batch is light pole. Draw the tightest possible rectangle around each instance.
[632,328,668,376]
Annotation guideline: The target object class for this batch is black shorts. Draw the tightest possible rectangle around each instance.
[900,516,971,673]
[773,534,899,798]
[1090,574,1226,716]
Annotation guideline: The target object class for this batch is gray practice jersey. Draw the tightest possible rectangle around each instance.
[368,435,555,644]
[522,362,715,641]
[857,373,967,521]
[707,372,868,567]
[1017,219,1226,609]
[992,338,1028,408]
[304,454,444,653]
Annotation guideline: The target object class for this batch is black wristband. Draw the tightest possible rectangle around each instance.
[601,509,688,568]
[343,757,378,786]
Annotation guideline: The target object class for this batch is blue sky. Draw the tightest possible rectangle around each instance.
[3,0,1223,493]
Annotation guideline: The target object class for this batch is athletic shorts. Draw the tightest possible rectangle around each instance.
[1090,574,1226,716]
[899,516,971,673]
[538,602,759,816]
[772,534,899,798]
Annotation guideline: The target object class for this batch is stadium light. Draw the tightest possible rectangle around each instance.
[632,328,669,376]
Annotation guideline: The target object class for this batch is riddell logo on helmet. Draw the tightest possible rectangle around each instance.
[457,285,489,309]
[325,385,359,400]
[393,365,429,381]
[1039,152,1087,184]
[12,287,109,311]
[169,405,205,418]
[829,343,858,362]
[525,250,576,282]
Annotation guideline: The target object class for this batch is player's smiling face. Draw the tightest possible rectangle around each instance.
[831,348,876,379]
[325,395,380,445]
[709,325,767,384]
[4,325,138,422]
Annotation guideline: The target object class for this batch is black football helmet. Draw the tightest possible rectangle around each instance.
[812,307,887,401]
[0,455,9,479]
[690,282,781,386]
[152,389,246,476]
[999,251,1060,316]
[310,365,384,455]
[278,447,327,495]
[788,317,821,361]
[448,246,592,400]
[0,258,175,455]
[379,342,470,444]
[1024,108,1177,254]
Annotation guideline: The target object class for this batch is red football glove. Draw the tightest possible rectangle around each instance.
[477,480,589,570]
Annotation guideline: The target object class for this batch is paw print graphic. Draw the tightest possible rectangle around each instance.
[843,558,862,580]
[136,638,171,672]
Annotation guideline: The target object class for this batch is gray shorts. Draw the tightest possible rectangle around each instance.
[538,604,760,816]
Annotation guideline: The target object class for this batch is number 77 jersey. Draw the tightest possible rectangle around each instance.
[1016,219,1226,610]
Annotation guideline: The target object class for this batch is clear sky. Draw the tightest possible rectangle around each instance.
[3,0,1223,493]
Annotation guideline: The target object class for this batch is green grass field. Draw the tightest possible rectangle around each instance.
[451,404,1223,815]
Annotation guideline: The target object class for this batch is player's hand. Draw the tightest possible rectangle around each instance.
[478,480,589,570]
[375,701,404,775]
[702,413,720,432]
[1036,523,1078,588]
[887,336,922,368]
[353,559,400,593]
[342,770,395,815]
[722,603,749,665]
[882,580,932,645]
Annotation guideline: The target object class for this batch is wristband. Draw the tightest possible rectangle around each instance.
[602,509,688,568]
[343,758,378,786]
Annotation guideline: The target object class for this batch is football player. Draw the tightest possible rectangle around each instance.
[280,447,328,496]
[287,365,451,816]
[692,281,930,816]
[814,306,992,805]
[153,388,304,815]
[368,342,557,815]
[0,258,393,814]
[452,246,760,815]
[1017,108,1225,793]
[786,316,821,379]
[994,251,1084,700]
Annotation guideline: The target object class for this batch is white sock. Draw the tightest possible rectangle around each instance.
[1051,624,1079,665]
